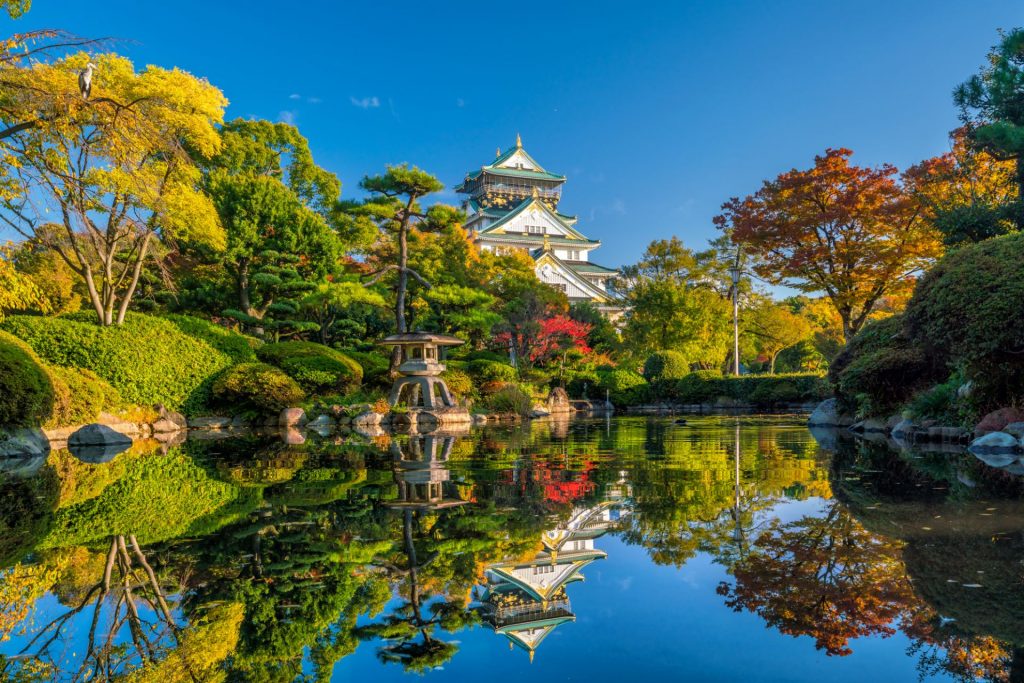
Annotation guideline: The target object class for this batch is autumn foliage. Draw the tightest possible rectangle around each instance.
[715,148,944,340]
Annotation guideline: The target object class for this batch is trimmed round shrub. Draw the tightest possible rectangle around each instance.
[441,368,473,399]
[829,314,943,414]
[212,363,305,413]
[905,232,1024,405]
[162,314,259,362]
[257,341,363,394]
[467,359,517,383]
[566,371,601,399]
[340,348,391,387]
[0,329,56,427]
[46,366,122,428]
[643,351,690,381]
[596,368,647,406]
[1,313,237,414]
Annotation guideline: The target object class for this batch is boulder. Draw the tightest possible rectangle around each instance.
[892,419,916,438]
[188,416,232,430]
[472,414,488,426]
[861,418,889,433]
[973,451,1019,468]
[152,405,187,433]
[352,411,383,428]
[1003,422,1024,439]
[69,423,132,448]
[530,408,551,419]
[230,415,251,430]
[968,431,1020,456]
[546,387,572,414]
[281,428,306,445]
[68,424,132,463]
[807,399,854,428]
[975,407,1024,435]
[0,428,50,458]
[279,407,307,428]
[306,414,336,430]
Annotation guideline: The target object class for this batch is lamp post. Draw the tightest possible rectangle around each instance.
[728,265,742,377]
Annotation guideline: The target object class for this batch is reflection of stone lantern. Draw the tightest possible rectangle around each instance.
[387,434,471,510]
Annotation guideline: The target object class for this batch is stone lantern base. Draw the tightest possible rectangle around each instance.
[389,375,458,410]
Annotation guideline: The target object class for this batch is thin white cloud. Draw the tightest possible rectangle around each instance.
[288,93,301,100]
[307,96,322,104]
[350,96,380,109]
[278,110,296,125]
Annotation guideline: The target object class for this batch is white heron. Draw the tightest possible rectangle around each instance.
[78,62,97,100]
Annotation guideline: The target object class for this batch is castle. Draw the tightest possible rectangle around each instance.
[456,135,622,319]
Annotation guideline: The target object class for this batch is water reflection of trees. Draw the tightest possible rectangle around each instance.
[2,418,1024,680]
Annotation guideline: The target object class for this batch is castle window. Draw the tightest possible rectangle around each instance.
[567,250,581,260]
[526,224,544,234]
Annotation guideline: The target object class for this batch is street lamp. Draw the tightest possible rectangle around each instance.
[728,265,742,377]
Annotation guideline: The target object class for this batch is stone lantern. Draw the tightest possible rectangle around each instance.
[378,332,465,410]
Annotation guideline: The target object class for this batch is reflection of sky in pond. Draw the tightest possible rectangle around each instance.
[2,415,1021,681]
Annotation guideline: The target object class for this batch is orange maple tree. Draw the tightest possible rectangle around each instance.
[714,149,943,341]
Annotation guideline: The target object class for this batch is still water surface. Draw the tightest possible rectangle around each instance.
[0,415,1021,681]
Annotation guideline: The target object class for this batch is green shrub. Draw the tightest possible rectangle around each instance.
[441,368,473,399]
[341,347,391,386]
[829,314,942,414]
[2,313,237,414]
[643,351,690,381]
[672,370,725,403]
[566,370,601,399]
[481,384,533,416]
[596,368,647,406]
[0,329,56,427]
[905,232,1024,406]
[906,376,963,424]
[257,341,363,394]
[467,359,517,383]
[47,366,122,428]
[212,363,305,413]
[162,314,259,362]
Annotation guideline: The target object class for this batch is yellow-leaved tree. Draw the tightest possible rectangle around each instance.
[0,52,227,325]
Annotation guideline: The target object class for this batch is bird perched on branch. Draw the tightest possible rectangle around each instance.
[78,62,97,99]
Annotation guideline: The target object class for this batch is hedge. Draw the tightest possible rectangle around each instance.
[257,341,362,394]
[211,363,306,413]
[162,314,259,363]
[614,371,829,408]
[467,359,517,383]
[1,313,237,414]
[0,329,56,427]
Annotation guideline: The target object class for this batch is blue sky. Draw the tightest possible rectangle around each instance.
[8,0,1023,268]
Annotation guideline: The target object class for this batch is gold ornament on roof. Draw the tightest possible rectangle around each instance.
[516,132,522,148]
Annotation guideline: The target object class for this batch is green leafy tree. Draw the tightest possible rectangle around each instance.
[954,28,1024,228]
[421,284,500,346]
[743,301,814,374]
[617,238,732,368]
[199,119,354,338]
[344,165,461,374]
[299,280,387,346]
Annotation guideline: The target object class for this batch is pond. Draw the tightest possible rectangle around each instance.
[0,415,1021,682]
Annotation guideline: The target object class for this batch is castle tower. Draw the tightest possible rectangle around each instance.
[456,135,623,320]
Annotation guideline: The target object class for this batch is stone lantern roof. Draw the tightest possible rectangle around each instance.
[378,332,465,347]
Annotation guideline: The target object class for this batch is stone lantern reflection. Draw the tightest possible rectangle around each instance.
[388,433,471,511]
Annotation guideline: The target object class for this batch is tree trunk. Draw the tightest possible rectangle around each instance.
[390,223,410,377]
[1016,158,1024,232]
[769,353,777,375]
